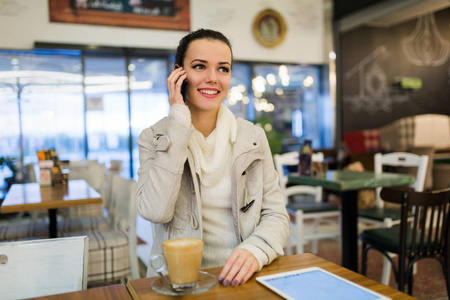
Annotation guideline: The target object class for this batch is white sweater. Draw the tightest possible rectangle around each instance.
[169,104,242,268]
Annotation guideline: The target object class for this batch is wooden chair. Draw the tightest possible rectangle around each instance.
[0,236,89,299]
[63,174,140,285]
[274,151,340,255]
[361,187,450,296]
[358,152,429,284]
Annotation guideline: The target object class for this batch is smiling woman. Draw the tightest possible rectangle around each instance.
[135,29,289,290]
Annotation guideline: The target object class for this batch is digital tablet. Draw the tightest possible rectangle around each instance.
[256,267,391,300]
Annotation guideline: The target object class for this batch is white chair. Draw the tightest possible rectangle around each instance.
[63,174,140,285]
[24,163,37,183]
[274,152,340,255]
[56,163,111,234]
[69,159,99,167]
[63,163,107,219]
[358,152,429,285]
[0,236,88,299]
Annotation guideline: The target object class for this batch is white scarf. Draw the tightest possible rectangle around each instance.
[188,104,237,186]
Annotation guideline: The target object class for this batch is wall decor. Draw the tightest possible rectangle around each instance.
[343,46,409,115]
[402,13,449,67]
[252,9,287,47]
[49,0,190,31]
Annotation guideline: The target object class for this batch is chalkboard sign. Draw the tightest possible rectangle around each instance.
[49,0,190,31]
[340,8,450,132]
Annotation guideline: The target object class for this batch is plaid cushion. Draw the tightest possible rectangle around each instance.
[58,204,104,218]
[380,116,415,150]
[62,229,130,284]
[397,117,415,149]
[363,130,380,152]
[0,221,49,241]
[60,216,111,233]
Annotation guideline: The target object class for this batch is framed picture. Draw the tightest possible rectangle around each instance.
[49,0,190,31]
[253,9,287,48]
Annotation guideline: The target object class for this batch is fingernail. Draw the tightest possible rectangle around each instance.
[223,280,229,287]
[231,280,238,287]
[239,279,244,285]
[218,277,223,284]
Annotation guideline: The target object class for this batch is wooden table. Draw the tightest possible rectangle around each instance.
[126,253,415,299]
[288,170,415,272]
[0,180,102,238]
[28,284,132,300]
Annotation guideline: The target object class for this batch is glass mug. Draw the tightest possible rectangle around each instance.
[150,238,203,291]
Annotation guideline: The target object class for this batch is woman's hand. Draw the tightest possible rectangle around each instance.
[218,249,259,287]
[167,67,187,106]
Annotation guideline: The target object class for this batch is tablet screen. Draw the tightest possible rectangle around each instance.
[256,267,390,300]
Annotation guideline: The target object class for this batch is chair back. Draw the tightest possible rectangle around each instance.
[110,175,137,231]
[274,151,324,204]
[382,187,450,257]
[0,236,88,299]
[68,163,106,193]
[109,174,140,279]
[374,152,429,208]
[25,163,37,183]
[69,159,98,167]
[102,171,115,212]
[66,163,106,217]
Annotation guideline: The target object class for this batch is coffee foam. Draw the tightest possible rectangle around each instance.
[164,238,203,248]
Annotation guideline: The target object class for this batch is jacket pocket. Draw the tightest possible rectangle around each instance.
[154,134,171,152]
[169,194,191,230]
[245,161,263,198]
[239,204,260,240]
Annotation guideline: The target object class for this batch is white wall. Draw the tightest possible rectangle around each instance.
[0,0,324,64]
[192,0,324,64]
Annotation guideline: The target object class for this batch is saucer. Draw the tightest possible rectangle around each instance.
[151,271,217,296]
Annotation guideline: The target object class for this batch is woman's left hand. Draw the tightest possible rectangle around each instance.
[218,249,259,287]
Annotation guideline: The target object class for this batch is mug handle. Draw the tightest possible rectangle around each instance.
[150,254,174,290]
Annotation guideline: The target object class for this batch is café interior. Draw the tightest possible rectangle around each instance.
[0,0,450,299]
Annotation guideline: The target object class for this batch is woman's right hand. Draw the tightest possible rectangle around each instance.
[167,67,187,106]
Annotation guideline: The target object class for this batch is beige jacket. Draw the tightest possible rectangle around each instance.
[135,116,289,277]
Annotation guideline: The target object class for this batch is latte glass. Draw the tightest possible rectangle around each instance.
[151,238,203,291]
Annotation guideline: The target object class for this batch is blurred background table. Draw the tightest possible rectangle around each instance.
[0,179,102,238]
[288,170,415,272]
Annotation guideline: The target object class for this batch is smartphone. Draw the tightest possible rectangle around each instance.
[181,79,188,102]
[174,64,187,102]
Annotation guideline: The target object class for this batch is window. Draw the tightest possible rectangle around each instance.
[84,54,130,176]
[225,62,253,119]
[0,48,334,186]
[0,50,85,165]
[251,63,333,151]
[130,56,169,179]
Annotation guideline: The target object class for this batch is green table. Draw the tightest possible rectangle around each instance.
[288,170,415,272]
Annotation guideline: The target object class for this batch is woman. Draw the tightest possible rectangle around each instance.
[135,29,289,287]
